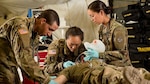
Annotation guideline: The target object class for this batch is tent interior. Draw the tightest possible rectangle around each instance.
[0,0,141,42]
[1,0,150,83]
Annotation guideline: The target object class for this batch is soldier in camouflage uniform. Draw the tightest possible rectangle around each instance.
[52,59,150,84]
[87,0,131,66]
[44,27,86,75]
[0,9,59,84]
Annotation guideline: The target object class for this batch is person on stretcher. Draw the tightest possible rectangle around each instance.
[49,40,150,84]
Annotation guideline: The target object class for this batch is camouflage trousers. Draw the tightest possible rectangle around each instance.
[62,59,150,84]
[0,38,21,84]
[87,60,150,84]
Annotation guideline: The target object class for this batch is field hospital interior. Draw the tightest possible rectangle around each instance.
[0,0,150,84]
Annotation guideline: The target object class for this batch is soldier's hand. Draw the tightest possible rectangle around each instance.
[63,61,75,68]
[83,48,99,61]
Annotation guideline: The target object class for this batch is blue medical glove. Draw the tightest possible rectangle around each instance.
[49,80,57,84]
[42,36,48,41]
[83,48,99,61]
[50,76,57,79]
[83,56,91,61]
[63,61,75,68]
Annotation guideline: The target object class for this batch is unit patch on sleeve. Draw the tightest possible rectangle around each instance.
[18,28,28,34]
[48,49,56,55]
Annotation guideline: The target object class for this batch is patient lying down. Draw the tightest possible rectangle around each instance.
[49,40,150,84]
[50,59,150,84]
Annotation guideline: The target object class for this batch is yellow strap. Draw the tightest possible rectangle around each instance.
[126,27,133,30]
[128,35,135,38]
[146,10,150,14]
[131,61,140,64]
[123,13,132,17]
[137,47,150,52]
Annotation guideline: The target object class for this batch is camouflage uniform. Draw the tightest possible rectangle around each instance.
[44,39,86,75]
[59,59,150,84]
[98,19,132,66]
[0,16,50,84]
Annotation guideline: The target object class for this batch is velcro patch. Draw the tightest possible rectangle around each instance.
[48,50,56,55]
[18,28,28,34]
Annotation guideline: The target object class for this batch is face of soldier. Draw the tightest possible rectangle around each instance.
[36,18,58,36]
[66,35,82,52]
[87,9,104,24]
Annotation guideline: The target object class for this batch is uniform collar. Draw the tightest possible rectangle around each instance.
[28,18,35,33]
[101,18,115,30]
[29,18,38,40]
[30,18,40,41]
[109,18,116,29]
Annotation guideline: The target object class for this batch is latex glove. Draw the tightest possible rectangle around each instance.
[83,48,99,61]
[49,80,57,84]
[42,36,47,40]
[63,61,75,68]
[83,56,91,61]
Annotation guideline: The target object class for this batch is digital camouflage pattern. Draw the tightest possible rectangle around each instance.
[0,16,50,84]
[98,19,132,67]
[44,39,86,75]
[59,59,150,84]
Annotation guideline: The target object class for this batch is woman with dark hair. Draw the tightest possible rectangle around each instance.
[44,26,86,76]
[86,0,132,67]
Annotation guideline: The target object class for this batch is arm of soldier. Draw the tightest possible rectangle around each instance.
[19,39,50,83]
[51,65,75,84]
[52,62,92,84]
[44,54,57,75]
[99,51,123,61]
[20,48,50,83]
[11,19,50,83]
[44,40,63,74]
[53,61,100,84]
[57,62,91,84]
[99,50,132,67]
[52,75,68,84]
[99,27,131,66]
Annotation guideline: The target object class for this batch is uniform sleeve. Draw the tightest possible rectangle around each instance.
[20,48,50,83]
[44,40,63,75]
[59,62,90,82]
[8,18,50,84]
[113,27,128,50]
[99,27,131,67]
